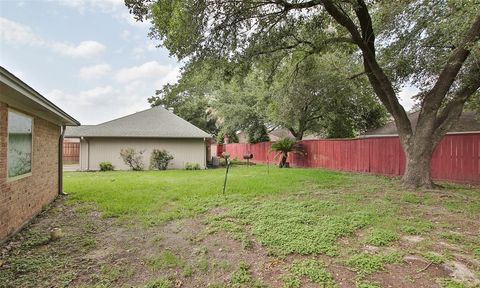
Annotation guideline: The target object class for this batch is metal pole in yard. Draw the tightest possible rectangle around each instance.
[267,154,269,175]
[222,160,230,196]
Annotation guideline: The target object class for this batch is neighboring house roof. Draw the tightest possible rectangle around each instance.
[65,106,211,138]
[236,128,322,143]
[363,110,480,136]
[0,66,79,126]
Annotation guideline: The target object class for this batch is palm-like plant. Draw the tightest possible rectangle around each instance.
[269,138,305,168]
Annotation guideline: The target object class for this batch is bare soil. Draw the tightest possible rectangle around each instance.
[0,195,478,288]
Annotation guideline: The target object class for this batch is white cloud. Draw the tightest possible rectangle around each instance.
[114,61,179,83]
[50,0,124,13]
[46,84,150,124]
[79,86,114,98]
[52,40,105,58]
[399,85,419,111]
[0,17,105,58]
[0,17,43,45]
[46,62,180,124]
[120,29,131,40]
[50,0,147,27]
[132,41,157,58]
[79,64,112,80]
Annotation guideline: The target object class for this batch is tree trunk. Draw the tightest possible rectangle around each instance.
[402,144,435,189]
[279,153,288,168]
[399,128,440,189]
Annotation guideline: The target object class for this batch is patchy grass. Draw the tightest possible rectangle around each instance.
[286,258,337,287]
[345,252,403,274]
[146,250,183,271]
[1,166,479,287]
[364,228,398,246]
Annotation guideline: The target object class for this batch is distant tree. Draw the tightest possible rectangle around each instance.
[269,52,387,139]
[127,0,480,188]
[212,69,272,143]
[246,120,270,143]
[148,60,222,136]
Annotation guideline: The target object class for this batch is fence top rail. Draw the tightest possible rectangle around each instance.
[222,131,480,145]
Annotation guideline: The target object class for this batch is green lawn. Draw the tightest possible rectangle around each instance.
[64,166,355,224]
[1,166,479,287]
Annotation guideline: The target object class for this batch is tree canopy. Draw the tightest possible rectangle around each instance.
[127,0,480,187]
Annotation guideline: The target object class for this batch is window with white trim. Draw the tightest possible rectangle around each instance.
[8,110,33,178]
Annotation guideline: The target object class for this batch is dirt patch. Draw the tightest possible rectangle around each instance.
[1,195,479,288]
[369,256,450,288]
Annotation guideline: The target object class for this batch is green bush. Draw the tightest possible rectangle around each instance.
[99,161,114,171]
[150,149,174,170]
[120,148,144,171]
[185,162,201,170]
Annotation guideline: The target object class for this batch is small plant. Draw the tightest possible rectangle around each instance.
[150,149,174,170]
[185,162,201,170]
[346,252,402,274]
[473,247,480,260]
[364,228,398,246]
[356,281,381,288]
[269,138,304,168]
[423,252,449,264]
[120,148,145,171]
[145,250,182,271]
[230,263,252,285]
[99,161,114,171]
[437,278,467,288]
[182,265,193,277]
[144,278,173,288]
[287,259,336,287]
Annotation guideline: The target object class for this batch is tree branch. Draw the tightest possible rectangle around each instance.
[433,61,480,141]
[423,13,480,111]
[320,0,412,140]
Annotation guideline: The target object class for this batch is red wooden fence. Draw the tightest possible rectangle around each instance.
[224,133,480,184]
[63,142,80,163]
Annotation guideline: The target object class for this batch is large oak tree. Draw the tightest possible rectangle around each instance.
[126,0,480,188]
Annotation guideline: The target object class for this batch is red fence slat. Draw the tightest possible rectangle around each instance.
[63,142,80,163]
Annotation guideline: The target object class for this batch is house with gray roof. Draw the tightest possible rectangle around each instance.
[66,106,211,170]
[362,110,480,137]
[0,66,79,241]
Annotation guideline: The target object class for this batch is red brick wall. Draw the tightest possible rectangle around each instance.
[0,101,60,241]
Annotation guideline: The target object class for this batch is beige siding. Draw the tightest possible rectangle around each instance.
[79,137,206,170]
[79,138,89,171]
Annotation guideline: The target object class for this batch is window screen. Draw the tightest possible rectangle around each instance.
[8,110,33,178]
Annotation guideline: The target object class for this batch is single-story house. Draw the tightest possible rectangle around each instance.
[362,110,480,136]
[65,106,211,170]
[0,67,79,242]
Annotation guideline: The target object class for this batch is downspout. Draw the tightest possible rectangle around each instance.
[58,125,66,195]
[87,138,90,170]
[80,136,90,171]
[203,137,207,169]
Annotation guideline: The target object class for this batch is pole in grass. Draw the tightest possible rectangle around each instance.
[222,152,231,196]
[267,154,269,175]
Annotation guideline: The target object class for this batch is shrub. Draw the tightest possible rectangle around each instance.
[99,161,114,171]
[120,148,145,171]
[150,149,174,170]
[185,162,200,170]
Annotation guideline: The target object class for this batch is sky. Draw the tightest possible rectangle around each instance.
[0,0,416,125]
[0,0,181,125]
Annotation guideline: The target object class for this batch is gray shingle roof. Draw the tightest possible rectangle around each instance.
[65,106,211,138]
[364,110,480,136]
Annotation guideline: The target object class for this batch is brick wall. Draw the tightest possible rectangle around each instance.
[0,101,60,241]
